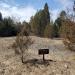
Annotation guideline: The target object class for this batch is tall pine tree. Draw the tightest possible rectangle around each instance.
[0,12,2,21]
[30,3,50,37]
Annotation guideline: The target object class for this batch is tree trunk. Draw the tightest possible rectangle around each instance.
[21,52,24,63]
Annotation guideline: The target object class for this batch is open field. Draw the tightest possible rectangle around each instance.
[0,36,75,75]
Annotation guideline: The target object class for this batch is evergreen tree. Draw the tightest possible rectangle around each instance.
[44,3,50,24]
[0,12,2,21]
[44,24,52,38]
[53,10,67,37]
[30,3,50,37]
[0,17,17,36]
[60,11,67,19]
[53,23,59,37]
[30,12,41,36]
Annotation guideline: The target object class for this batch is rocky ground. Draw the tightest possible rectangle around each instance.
[0,36,75,75]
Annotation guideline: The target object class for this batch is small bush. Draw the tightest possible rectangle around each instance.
[12,26,33,63]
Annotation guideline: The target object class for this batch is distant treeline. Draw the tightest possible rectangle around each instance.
[0,14,16,37]
[0,2,75,39]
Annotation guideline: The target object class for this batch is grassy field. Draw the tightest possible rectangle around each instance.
[0,36,75,75]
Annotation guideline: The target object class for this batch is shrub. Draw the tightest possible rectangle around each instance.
[12,26,33,63]
[62,20,75,50]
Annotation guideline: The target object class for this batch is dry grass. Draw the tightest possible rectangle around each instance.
[0,36,75,75]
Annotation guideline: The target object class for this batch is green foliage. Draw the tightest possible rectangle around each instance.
[0,12,2,21]
[44,3,50,24]
[30,3,50,37]
[44,24,53,38]
[0,5,68,39]
[60,10,67,19]
[52,24,59,37]
[53,18,61,37]
[0,17,17,36]
[0,12,32,37]
[53,10,67,37]
[30,13,40,35]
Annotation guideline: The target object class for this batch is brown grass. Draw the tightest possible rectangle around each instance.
[0,36,75,75]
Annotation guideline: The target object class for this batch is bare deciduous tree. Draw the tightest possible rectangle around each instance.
[12,26,33,63]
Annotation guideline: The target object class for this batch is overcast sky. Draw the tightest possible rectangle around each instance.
[0,0,74,22]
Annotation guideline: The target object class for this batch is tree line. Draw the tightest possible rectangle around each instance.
[0,2,75,40]
[0,3,59,37]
